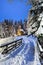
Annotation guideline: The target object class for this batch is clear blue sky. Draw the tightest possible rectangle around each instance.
[0,0,31,22]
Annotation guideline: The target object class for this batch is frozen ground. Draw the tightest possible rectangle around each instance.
[0,35,41,65]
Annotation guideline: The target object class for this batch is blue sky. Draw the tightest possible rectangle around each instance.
[0,0,31,22]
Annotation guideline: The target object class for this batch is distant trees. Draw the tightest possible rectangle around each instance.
[2,19,14,37]
[0,19,28,38]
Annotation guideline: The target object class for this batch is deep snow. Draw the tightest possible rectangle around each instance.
[0,35,41,65]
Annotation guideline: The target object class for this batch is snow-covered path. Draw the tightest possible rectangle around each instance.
[0,36,41,65]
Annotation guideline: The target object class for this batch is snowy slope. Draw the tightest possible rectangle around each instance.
[0,35,41,65]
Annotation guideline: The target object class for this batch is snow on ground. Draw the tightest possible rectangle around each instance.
[0,35,41,65]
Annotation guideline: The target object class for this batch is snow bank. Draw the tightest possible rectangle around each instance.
[0,36,41,65]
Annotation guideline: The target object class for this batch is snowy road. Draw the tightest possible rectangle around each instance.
[0,35,41,65]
